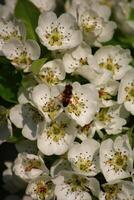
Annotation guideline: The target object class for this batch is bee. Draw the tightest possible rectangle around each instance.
[59,84,73,107]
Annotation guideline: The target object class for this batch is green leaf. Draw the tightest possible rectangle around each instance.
[31,57,48,74]
[21,73,37,88]
[128,8,134,20]
[15,0,40,40]
[0,64,22,103]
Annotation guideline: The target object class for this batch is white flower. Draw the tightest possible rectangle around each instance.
[29,0,56,12]
[68,139,100,176]
[53,171,100,200]
[37,112,77,155]
[94,45,132,80]
[77,7,116,46]
[3,39,40,72]
[100,135,133,182]
[36,11,82,50]
[97,79,119,107]
[63,42,100,77]
[9,103,44,140]
[76,122,96,141]
[22,196,32,200]
[38,59,66,86]
[13,153,49,182]
[118,69,134,115]
[26,175,54,200]
[65,82,99,126]
[99,180,134,200]
[95,105,127,135]
[31,84,63,122]
[0,19,25,55]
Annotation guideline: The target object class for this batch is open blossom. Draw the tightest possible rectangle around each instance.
[0,19,25,55]
[64,82,99,126]
[99,180,134,200]
[36,11,82,50]
[3,39,40,72]
[94,45,132,80]
[63,42,99,78]
[100,135,133,182]
[26,175,54,200]
[9,103,44,140]
[29,0,56,13]
[38,59,66,86]
[68,139,100,176]
[118,69,134,115]
[53,171,100,200]
[77,5,116,46]
[31,84,63,122]
[13,153,49,182]
[37,112,77,155]
[94,104,127,135]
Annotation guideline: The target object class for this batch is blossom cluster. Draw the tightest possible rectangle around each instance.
[0,0,134,200]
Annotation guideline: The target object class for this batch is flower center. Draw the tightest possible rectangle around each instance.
[0,30,22,41]
[13,52,32,67]
[99,57,119,73]
[67,95,85,116]
[47,122,66,142]
[39,69,60,85]
[46,28,63,46]
[96,108,112,123]
[75,156,92,172]
[42,99,61,120]
[105,151,128,172]
[66,175,88,192]
[79,57,88,65]
[24,159,42,172]
[104,184,121,200]
[125,83,134,101]
[35,180,53,200]
[99,88,112,100]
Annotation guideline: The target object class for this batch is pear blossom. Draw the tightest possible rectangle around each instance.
[63,42,99,75]
[95,105,127,135]
[97,79,119,107]
[64,82,99,126]
[100,135,133,182]
[76,122,96,141]
[31,84,63,122]
[118,69,134,115]
[36,11,82,50]
[37,112,77,155]
[26,175,54,200]
[29,0,56,13]
[38,59,66,86]
[9,103,44,140]
[13,153,49,182]
[94,45,132,80]
[99,180,134,200]
[77,6,116,46]
[0,19,25,55]
[3,39,40,72]
[68,139,100,176]
[53,171,100,200]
